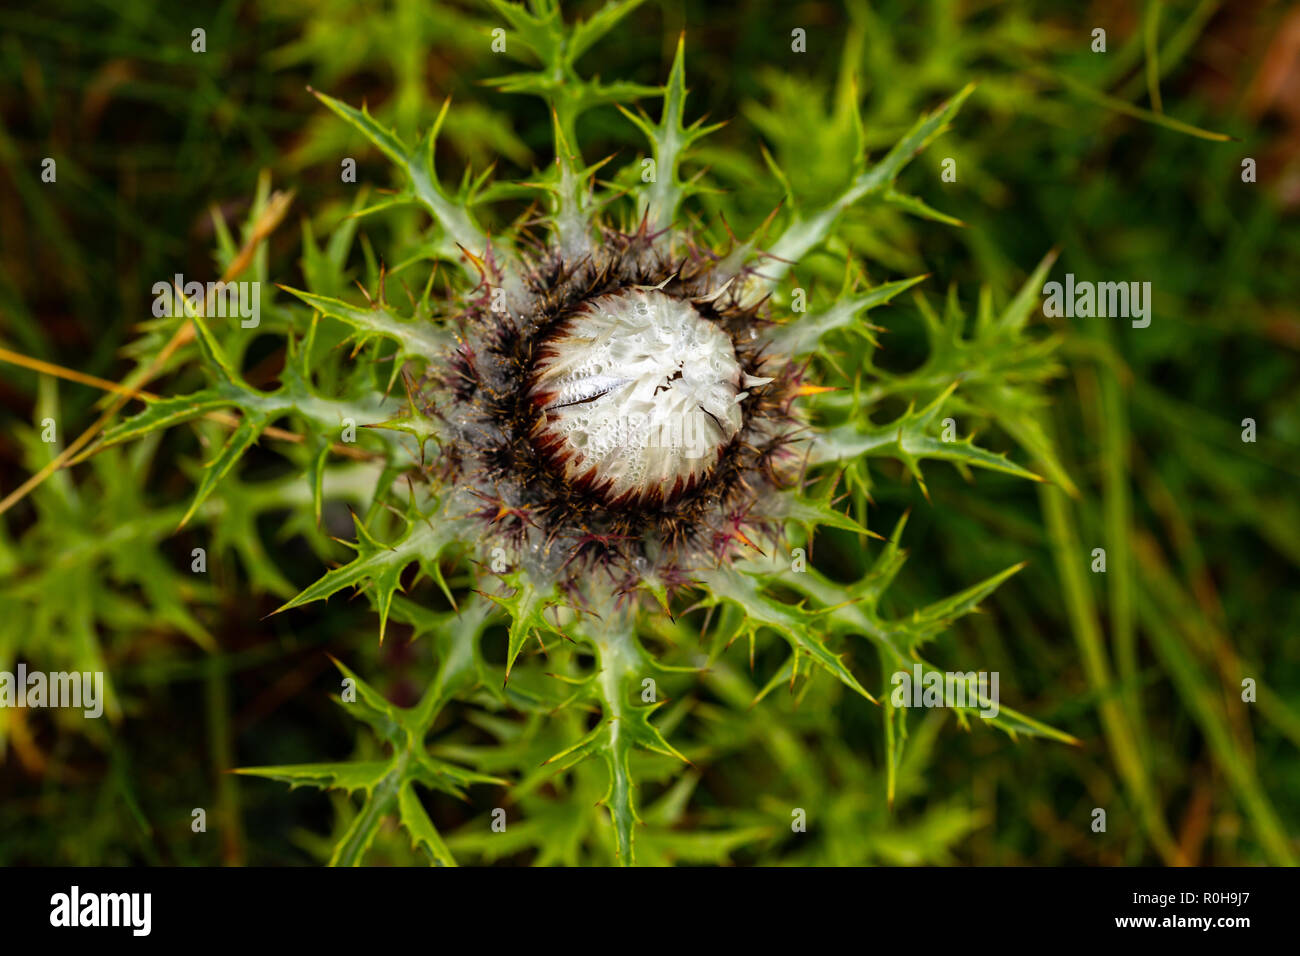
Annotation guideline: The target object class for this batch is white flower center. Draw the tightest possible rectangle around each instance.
[530,289,767,505]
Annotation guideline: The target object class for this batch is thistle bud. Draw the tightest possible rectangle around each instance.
[528,289,766,506]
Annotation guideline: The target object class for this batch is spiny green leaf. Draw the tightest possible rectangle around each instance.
[180,413,271,529]
[482,571,565,681]
[277,285,451,361]
[234,761,391,795]
[311,89,487,259]
[618,33,724,232]
[779,486,871,541]
[97,392,231,449]
[238,656,502,867]
[398,781,457,866]
[274,508,461,643]
[770,274,928,355]
[762,82,975,287]
[814,382,1044,490]
[700,565,875,703]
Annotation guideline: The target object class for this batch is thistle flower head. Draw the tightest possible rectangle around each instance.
[529,287,770,505]
[433,223,800,588]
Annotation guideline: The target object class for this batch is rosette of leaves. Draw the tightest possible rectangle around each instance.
[81,0,1075,865]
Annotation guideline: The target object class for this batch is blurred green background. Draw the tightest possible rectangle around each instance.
[0,0,1297,865]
